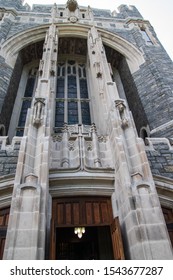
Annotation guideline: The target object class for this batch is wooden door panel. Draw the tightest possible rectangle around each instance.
[53,197,113,227]
[73,203,80,224]
[65,203,72,225]
[93,202,101,224]
[0,207,10,260]
[0,237,6,260]
[111,217,125,260]
[50,197,125,260]
[86,202,92,224]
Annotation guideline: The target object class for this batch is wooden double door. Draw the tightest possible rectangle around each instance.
[50,196,124,260]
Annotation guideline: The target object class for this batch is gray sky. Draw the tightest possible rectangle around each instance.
[24,0,173,60]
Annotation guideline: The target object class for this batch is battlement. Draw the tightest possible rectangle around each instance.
[145,138,173,179]
[0,1,143,20]
[117,5,143,19]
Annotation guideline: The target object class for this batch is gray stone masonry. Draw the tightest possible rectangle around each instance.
[118,5,143,19]
[0,16,13,43]
[0,0,27,11]
[0,137,21,176]
[146,138,173,179]
[0,2,173,137]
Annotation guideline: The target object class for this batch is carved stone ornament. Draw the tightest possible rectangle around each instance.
[115,99,126,113]
[69,16,78,23]
[33,98,45,126]
[67,0,78,12]
[121,118,129,129]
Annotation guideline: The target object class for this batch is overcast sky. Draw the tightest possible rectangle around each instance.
[23,0,173,60]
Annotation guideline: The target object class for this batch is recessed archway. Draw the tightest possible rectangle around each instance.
[1,23,145,73]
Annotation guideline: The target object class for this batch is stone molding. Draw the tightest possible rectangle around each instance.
[1,23,145,72]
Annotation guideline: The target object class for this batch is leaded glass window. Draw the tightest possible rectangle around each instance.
[55,60,91,128]
[16,68,37,136]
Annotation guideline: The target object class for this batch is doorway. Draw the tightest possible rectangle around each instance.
[50,196,124,260]
[56,226,113,260]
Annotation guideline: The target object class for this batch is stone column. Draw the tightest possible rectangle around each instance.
[112,98,173,259]
[87,26,119,134]
[3,4,59,260]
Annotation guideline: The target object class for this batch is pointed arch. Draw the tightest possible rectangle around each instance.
[1,23,145,73]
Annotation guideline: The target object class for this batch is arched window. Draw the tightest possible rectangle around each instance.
[55,60,91,130]
[140,127,149,145]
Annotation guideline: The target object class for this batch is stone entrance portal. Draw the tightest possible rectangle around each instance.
[50,196,124,260]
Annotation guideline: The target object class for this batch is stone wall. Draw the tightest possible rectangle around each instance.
[1,2,172,138]
[0,137,21,176]
[0,0,27,11]
[0,15,13,42]
[146,138,173,179]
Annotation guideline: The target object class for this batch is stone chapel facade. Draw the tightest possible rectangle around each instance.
[0,0,173,260]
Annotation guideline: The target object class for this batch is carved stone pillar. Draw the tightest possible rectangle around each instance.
[112,98,173,259]
[91,123,101,167]
[61,124,70,168]
[3,5,59,260]
[87,26,119,134]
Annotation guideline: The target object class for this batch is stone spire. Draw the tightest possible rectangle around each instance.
[51,3,58,23]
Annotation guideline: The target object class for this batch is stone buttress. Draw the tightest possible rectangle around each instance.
[87,26,173,259]
[3,5,58,259]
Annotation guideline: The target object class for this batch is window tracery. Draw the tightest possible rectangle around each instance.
[55,60,91,129]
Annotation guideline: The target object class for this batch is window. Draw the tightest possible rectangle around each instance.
[16,68,38,136]
[140,28,153,45]
[55,60,91,129]
[60,12,63,17]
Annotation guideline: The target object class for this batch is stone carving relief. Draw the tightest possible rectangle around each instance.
[58,38,87,55]
[115,99,129,129]
[67,0,78,12]
[21,41,44,65]
[50,124,114,171]
[33,98,45,126]
[69,16,78,23]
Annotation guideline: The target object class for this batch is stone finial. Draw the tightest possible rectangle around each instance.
[51,3,58,22]
[66,0,78,12]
